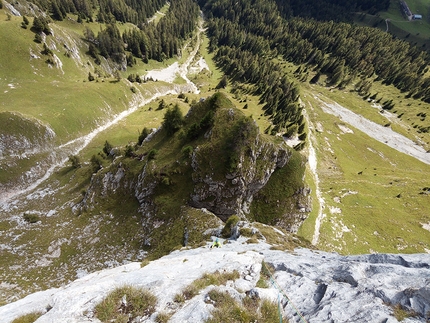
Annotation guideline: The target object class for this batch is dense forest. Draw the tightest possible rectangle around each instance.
[28,0,199,64]
[199,0,430,111]
[275,0,390,21]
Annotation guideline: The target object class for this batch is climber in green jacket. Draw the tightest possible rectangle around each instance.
[211,238,222,248]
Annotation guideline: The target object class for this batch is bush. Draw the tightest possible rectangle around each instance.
[125,145,135,157]
[205,288,283,323]
[155,312,172,323]
[103,140,113,156]
[175,270,240,303]
[138,127,150,145]
[221,215,240,238]
[69,155,81,168]
[181,145,193,158]
[90,154,103,172]
[95,285,157,322]
[23,213,40,224]
[162,104,184,135]
[147,149,158,160]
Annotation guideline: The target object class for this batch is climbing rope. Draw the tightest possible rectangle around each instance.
[277,293,283,323]
[263,262,309,323]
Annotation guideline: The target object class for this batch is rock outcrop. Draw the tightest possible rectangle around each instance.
[1,232,428,323]
[189,109,292,220]
[76,93,310,233]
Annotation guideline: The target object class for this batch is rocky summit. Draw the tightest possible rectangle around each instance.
[1,226,429,323]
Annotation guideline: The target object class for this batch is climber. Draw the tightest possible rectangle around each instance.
[210,238,222,248]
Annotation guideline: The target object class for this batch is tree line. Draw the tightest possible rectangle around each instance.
[28,0,163,23]
[200,0,430,112]
[80,0,199,65]
[275,0,390,22]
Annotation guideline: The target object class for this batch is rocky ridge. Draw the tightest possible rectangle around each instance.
[0,224,429,323]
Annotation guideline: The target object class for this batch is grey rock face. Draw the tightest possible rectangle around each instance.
[265,248,430,322]
[0,240,428,323]
[190,132,292,221]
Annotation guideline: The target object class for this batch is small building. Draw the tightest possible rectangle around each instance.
[412,14,423,20]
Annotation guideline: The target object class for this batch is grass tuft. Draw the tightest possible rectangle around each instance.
[11,312,43,323]
[174,270,240,303]
[205,289,285,323]
[95,285,157,322]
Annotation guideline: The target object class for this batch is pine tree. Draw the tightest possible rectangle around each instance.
[163,104,184,135]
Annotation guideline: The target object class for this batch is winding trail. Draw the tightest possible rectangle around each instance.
[0,17,205,207]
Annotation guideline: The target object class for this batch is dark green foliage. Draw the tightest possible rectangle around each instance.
[90,154,103,172]
[250,150,306,224]
[51,0,66,20]
[309,72,321,84]
[162,104,184,135]
[147,149,157,160]
[203,0,429,101]
[23,213,40,224]
[34,33,43,43]
[221,215,240,238]
[274,0,389,22]
[31,16,51,34]
[186,123,201,141]
[119,0,199,63]
[225,116,258,172]
[138,127,150,145]
[157,99,167,111]
[103,140,113,156]
[124,145,135,157]
[216,75,228,89]
[181,145,193,158]
[96,24,125,64]
[41,43,52,55]
[69,155,81,168]
[298,132,307,141]
[21,16,29,29]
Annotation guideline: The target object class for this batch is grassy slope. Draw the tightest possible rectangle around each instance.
[0,13,133,142]
[294,69,430,254]
[354,0,430,49]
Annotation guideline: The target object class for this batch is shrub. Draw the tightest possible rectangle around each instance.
[124,145,135,157]
[147,149,158,160]
[69,155,81,168]
[162,104,184,135]
[175,270,240,303]
[11,312,43,323]
[155,311,172,323]
[138,127,150,145]
[205,288,283,323]
[181,145,193,158]
[103,140,113,156]
[23,213,40,224]
[221,215,240,238]
[90,154,103,172]
[95,285,157,322]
